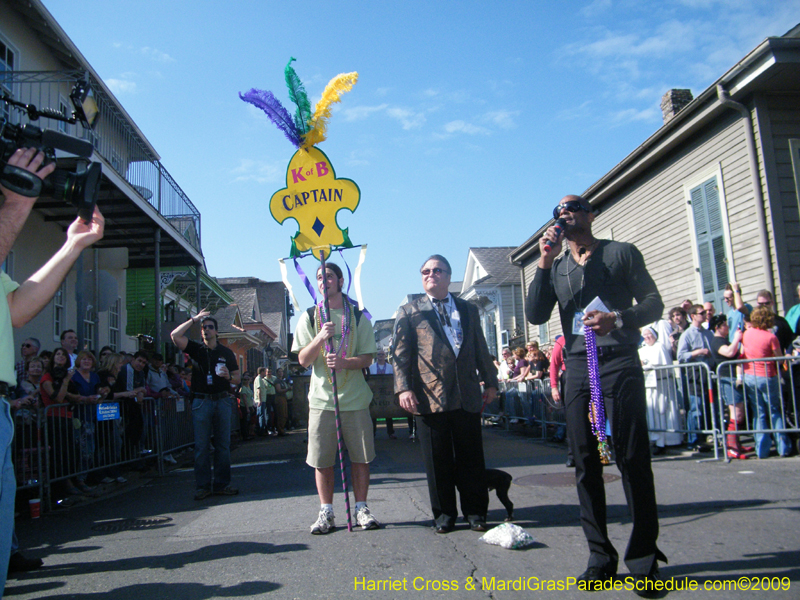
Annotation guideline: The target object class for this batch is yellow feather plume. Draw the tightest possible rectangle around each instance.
[302,72,359,149]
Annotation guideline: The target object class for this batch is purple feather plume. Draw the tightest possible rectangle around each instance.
[239,88,303,148]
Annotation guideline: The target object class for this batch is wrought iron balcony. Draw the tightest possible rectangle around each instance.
[1,69,201,252]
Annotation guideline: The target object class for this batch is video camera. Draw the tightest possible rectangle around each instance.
[1,78,101,223]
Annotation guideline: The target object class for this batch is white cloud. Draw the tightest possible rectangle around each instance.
[106,79,137,95]
[140,46,175,63]
[610,106,661,124]
[230,159,282,184]
[555,100,593,121]
[386,107,426,130]
[342,104,389,121]
[443,120,490,135]
[579,0,612,18]
[484,110,520,130]
[346,149,373,167]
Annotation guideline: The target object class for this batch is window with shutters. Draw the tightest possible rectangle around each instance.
[109,297,120,351]
[689,176,730,308]
[0,33,18,122]
[53,281,66,341]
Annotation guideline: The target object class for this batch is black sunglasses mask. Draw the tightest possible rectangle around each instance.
[553,200,589,220]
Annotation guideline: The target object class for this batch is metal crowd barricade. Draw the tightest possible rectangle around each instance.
[13,390,276,511]
[11,406,44,500]
[642,362,720,460]
[483,380,510,426]
[488,380,534,429]
[533,378,567,440]
[715,356,800,462]
[157,394,194,462]
[38,396,175,510]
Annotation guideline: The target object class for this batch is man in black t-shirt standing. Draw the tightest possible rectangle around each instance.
[526,195,666,594]
[171,309,240,500]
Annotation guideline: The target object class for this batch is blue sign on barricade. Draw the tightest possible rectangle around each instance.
[97,402,120,421]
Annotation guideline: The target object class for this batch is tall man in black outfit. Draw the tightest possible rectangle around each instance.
[171,309,240,500]
[526,196,666,595]
[393,255,498,533]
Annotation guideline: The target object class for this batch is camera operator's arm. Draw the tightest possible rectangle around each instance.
[0,148,56,266]
[6,206,104,327]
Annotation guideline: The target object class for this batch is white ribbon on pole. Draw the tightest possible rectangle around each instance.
[278,258,301,311]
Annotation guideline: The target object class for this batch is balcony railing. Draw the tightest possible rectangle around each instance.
[1,70,201,251]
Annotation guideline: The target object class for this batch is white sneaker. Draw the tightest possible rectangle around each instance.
[116,476,128,483]
[163,454,178,464]
[310,508,335,535]
[355,506,380,530]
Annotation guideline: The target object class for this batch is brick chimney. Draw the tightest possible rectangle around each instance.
[660,89,693,124]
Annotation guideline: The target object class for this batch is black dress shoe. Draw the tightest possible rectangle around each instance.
[651,445,666,456]
[434,516,455,534]
[8,551,43,574]
[576,566,615,590]
[631,568,665,598]
[466,515,488,532]
[565,456,576,468]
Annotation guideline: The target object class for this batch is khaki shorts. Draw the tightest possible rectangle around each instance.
[306,407,375,469]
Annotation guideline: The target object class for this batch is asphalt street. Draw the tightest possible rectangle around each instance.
[6,423,800,600]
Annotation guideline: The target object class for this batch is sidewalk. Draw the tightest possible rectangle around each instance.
[7,423,800,599]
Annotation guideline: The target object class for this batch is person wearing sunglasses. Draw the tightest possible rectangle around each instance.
[393,255,498,534]
[171,309,240,500]
[526,195,666,592]
[15,338,40,385]
[676,304,716,452]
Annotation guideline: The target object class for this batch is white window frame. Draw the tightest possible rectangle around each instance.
[53,280,66,342]
[790,139,800,213]
[683,164,736,303]
[0,32,20,123]
[538,322,550,345]
[58,94,71,134]
[84,305,96,351]
[109,297,120,351]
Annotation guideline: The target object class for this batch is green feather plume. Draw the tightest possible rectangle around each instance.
[285,57,312,135]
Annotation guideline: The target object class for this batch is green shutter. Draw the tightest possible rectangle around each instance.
[126,268,156,336]
[690,177,730,307]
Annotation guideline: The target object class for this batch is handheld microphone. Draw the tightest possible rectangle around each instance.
[543,218,566,252]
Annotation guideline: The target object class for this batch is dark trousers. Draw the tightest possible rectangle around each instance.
[416,409,488,525]
[564,350,665,576]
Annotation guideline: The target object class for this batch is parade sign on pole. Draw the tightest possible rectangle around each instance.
[270,147,360,260]
[240,58,364,532]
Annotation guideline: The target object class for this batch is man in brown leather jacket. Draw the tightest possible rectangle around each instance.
[393,255,498,533]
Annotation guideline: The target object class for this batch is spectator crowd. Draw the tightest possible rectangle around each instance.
[491,282,800,461]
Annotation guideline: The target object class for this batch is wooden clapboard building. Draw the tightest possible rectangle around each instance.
[511,24,800,343]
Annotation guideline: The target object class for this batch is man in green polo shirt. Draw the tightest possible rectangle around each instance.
[292,262,378,534]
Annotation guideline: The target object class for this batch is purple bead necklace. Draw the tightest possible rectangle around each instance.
[585,327,611,465]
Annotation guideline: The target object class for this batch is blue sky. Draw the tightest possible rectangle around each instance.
[41,0,800,326]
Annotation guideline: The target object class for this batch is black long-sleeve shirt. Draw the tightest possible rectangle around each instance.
[526,240,663,356]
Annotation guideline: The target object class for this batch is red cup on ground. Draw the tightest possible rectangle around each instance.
[29,498,41,519]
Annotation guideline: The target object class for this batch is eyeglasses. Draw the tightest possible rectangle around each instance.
[553,200,589,220]
[757,301,772,307]
[694,310,707,316]
[723,295,733,301]
[202,324,216,330]
[421,268,448,276]
[21,343,33,348]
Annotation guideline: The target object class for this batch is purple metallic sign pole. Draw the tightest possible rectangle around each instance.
[318,248,353,531]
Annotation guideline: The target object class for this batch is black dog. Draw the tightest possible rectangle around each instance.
[485,468,514,521]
